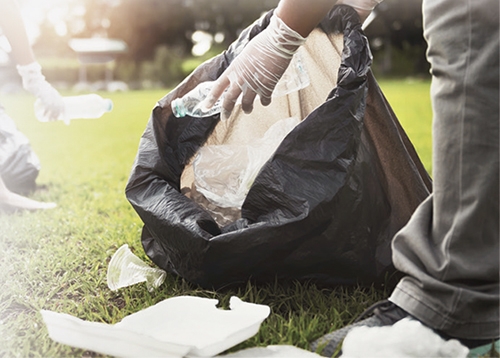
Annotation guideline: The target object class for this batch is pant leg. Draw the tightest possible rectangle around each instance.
[389,0,499,340]
[0,105,40,193]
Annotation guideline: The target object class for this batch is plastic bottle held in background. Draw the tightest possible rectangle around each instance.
[171,50,310,118]
[35,93,113,124]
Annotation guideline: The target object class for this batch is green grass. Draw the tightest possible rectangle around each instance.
[379,78,433,174]
[0,80,432,357]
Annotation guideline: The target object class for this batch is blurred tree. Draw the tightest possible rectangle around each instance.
[365,0,429,76]
[105,0,279,62]
[81,0,115,37]
[188,0,279,45]
[101,0,426,79]
[30,0,428,87]
[32,20,72,58]
[104,0,280,86]
[107,0,195,62]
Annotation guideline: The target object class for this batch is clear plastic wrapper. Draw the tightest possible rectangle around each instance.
[193,116,300,211]
[107,244,166,292]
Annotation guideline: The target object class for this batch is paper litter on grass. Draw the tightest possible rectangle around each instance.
[41,296,270,357]
[340,317,469,358]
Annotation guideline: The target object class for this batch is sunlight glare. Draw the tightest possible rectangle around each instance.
[191,30,212,56]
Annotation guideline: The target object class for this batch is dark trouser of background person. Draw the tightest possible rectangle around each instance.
[0,105,56,212]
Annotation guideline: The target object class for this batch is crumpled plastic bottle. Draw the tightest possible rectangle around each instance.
[171,50,310,118]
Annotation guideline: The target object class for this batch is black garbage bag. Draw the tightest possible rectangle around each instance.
[126,6,432,289]
[0,110,40,194]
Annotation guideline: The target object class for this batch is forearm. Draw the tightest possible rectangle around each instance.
[0,0,36,65]
[275,0,338,37]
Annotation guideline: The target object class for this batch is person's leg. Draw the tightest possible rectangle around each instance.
[390,0,499,340]
[0,106,56,212]
[310,0,498,354]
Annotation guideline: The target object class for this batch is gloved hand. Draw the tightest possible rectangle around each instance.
[17,62,64,121]
[336,0,384,22]
[204,13,306,115]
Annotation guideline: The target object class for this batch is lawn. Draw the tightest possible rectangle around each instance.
[0,79,432,357]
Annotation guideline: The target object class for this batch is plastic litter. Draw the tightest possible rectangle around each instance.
[107,244,166,292]
[171,51,309,118]
[41,296,270,357]
[171,81,223,118]
[35,93,113,125]
[193,116,300,212]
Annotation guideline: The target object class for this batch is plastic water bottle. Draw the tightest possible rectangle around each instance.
[35,93,113,125]
[171,81,221,118]
[171,51,310,118]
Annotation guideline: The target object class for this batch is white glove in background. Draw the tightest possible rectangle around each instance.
[205,14,306,115]
[16,62,64,121]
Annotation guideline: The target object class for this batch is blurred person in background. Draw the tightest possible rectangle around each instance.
[205,0,499,355]
[0,0,63,211]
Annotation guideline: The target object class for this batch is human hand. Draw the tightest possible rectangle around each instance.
[204,14,306,115]
[336,0,383,22]
[17,62,64,121]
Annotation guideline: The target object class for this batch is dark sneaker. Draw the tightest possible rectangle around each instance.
[309,300,410,357]
[310,299,500,357]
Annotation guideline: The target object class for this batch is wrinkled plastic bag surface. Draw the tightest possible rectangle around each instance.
[126,6,432,289]
[0,110,40,193]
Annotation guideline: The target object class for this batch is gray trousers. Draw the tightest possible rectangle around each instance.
[389,0,499,340]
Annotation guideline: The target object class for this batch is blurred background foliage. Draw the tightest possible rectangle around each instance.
[2,0,428,90]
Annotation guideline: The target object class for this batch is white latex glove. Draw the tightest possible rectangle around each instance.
[204,13,306,115]
[337,0,384,22]
[17,62,64,121]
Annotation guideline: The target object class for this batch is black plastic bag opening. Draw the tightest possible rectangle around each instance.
[126,6,432,289]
